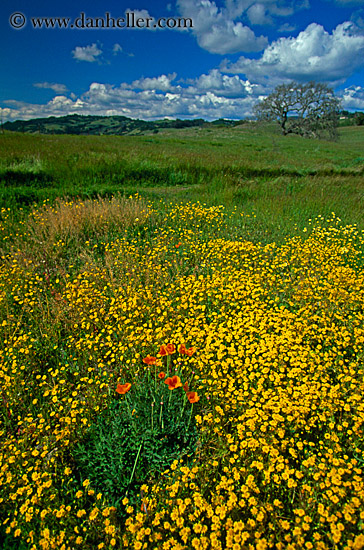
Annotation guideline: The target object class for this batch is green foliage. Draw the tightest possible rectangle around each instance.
[355,112,364,126]
[72,357,199,516]
[0,527,30,550]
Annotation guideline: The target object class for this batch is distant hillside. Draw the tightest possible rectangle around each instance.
[2,114,242,135]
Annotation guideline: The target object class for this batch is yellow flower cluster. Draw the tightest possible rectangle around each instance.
[1,198,363,549]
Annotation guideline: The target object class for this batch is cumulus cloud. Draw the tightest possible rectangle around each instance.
[126,9,154,19]
[33,82,68,93]
[186,69,265,98]
[222,21,364,86]
[2,96,86,120]
[339,85,364,110]
[125,8,158,30]
[247,4,273,26]
[4,61,363,124]
[72,43,103,62]
[131,73,177,91]
[176,0,268,53]
[174,0,310,54]
[81,80,261,119]
[1,71,269,122]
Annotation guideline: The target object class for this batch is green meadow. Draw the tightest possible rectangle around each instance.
[1,124,363,243]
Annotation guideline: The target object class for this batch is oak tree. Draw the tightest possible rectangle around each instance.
[254,81,341,139]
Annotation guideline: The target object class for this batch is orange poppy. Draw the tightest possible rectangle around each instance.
[143,355,157,365]
[158,345,168,356]
[158,371,166,379]
[116,383,131,395]
[183,381,189,392]
[178,344,195,357]
[158,344,176,356]
[164,375,182,391]
[178,344,187,354]
[186,391,199,403]
[166,343,176,354]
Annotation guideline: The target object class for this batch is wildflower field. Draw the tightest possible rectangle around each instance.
[0,189,364,550]
[1,126,364,550]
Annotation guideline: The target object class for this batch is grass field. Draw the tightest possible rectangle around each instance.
[0,125,364,550]
[1,124,364,242]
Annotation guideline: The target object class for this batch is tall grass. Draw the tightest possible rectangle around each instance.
[0,124,363,247]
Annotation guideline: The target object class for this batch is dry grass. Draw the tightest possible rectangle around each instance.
[27,193,152,243]
[1,194,154,268]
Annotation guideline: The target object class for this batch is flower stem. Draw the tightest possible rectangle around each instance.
[159,400,164,430]
[168,388,172,410]
[128,440,143,488]
[179,392,187,421]
[125,395,135,426]
[187,403,194,430]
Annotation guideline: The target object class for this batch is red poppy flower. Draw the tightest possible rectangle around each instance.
[186,391,199,403]
[166,343,176,354]
[178,344,187,354]
[158,344,176,356]
[143,355,157,365]
[178,344,195,356]
[116,383,131,395]
[164,375,182,390]
[158,371,166,379]
[158,345,168,356]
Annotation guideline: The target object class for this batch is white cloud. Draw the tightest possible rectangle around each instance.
[72,43,103,62]
[4,62,363,125]
[186,68,265,97]
[125,9,158,30]
[34,82,68,93]
[222,22,364,85]
[131,73,177,91]
[112,43,123,54]
[176,0,268,53]
[339,85,364,110]
[247,4,273,26]
[125,9,153,19]
[175,0,310,54]
[278,22,297,33]
[1,71,269,122]
[2,96,86,120]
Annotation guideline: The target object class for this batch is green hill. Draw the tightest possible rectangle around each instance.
[2,114,240,135]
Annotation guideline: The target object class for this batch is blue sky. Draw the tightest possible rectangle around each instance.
[1,0,364,121]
